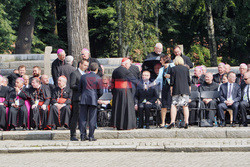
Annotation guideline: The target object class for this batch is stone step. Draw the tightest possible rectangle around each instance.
[0,138,249,153]
[1,127,249,140]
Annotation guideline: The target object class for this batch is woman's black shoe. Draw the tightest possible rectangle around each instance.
[184,123,189,129]
[167,123,175,129]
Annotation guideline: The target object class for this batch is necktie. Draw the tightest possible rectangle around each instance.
[247,85,249,102]
[228,83,232,98]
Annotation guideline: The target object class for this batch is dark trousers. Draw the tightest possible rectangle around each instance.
[239,101,250,125]
[70,101,79,137]
[79,104,97,138]
[188,100,199,124]
[200,100,217,122]
[218,102,239,122]
[138,103,155,127]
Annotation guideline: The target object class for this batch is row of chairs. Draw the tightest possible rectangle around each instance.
[190,91,249,126]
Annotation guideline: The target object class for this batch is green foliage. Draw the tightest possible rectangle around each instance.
[0,3,16,53]
[186,44,211,66]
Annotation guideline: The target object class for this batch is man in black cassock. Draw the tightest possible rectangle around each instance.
[111,58,140,130]
[51,49,66,87]
[30,78,51,130]
[8,78,28,130]
[0,76,9,130]
[48,76,72,129]
[199,72,219,123]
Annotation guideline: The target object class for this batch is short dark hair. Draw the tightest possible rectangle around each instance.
[174,45,181,50]
[78,59,89,67]
[18,65,26,70]
[89,62,99,71]
[160,55,171,64]
[33,66,41,71]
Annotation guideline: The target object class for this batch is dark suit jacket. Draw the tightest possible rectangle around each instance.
[129,64,141,79]
[240,83,250,102]
[170,65,191,96]
[219,82,241,103]
[135,81,158,105]
[236,73,245,86]
[79,71,103,106]
[171,54,193,69]
[59,64,76,87]
[7,73,21,88]
[70,69,82,102]
[88,57,103,77]
[213,73,225,84]
[191,75,205,85]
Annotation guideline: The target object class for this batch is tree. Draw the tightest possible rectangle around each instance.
[205,0,217,66]
[15,2,35,54]
[0,3,16,53]
[66,0,89,63]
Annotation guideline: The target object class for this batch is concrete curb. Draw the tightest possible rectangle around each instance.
[2,128,250,140]
[1,145,249,153]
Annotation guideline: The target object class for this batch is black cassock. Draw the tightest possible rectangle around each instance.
[0,86,9,129]
[111,66,140,130]
[51,58,65,87]
[8,89,28,128]
[48,86,72,128]
[30,85,51,129]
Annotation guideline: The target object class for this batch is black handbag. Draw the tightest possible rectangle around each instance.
[200,119,213,127]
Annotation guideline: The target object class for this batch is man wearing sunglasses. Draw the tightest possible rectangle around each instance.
[239,71,250,127]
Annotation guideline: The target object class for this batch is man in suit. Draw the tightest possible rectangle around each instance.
[69,59,89,141]
[213,63,226,84]
[81,48,103,77]
[135,71,158,129]
[239,71,250,127]
[8,65,27,88]
[59,56,76,87]
[172,45,193,69]
[218,71,241,127]
[236,63,248,86]
[78,62,103,141]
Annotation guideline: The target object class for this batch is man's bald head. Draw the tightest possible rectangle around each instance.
[205,72,213,84]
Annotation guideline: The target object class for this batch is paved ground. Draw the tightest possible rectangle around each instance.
[0,152,249,167]
[0,138,249,153]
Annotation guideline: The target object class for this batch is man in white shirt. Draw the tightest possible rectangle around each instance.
[218,72,241,127]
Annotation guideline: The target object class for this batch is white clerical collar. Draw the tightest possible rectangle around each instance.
[78,68,85,75]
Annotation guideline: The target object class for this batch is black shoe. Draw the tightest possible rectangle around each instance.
[230,122,236,127]
[80,135,89,141]
[89,137,97,141]
[243,123,248,127]
[70,136,79,141]
[167,123,175,129]
[220,120,226,127]
[184,123,189,129]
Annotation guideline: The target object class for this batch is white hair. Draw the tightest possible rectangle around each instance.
[155,43,163,48]
[65,56,74,65]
